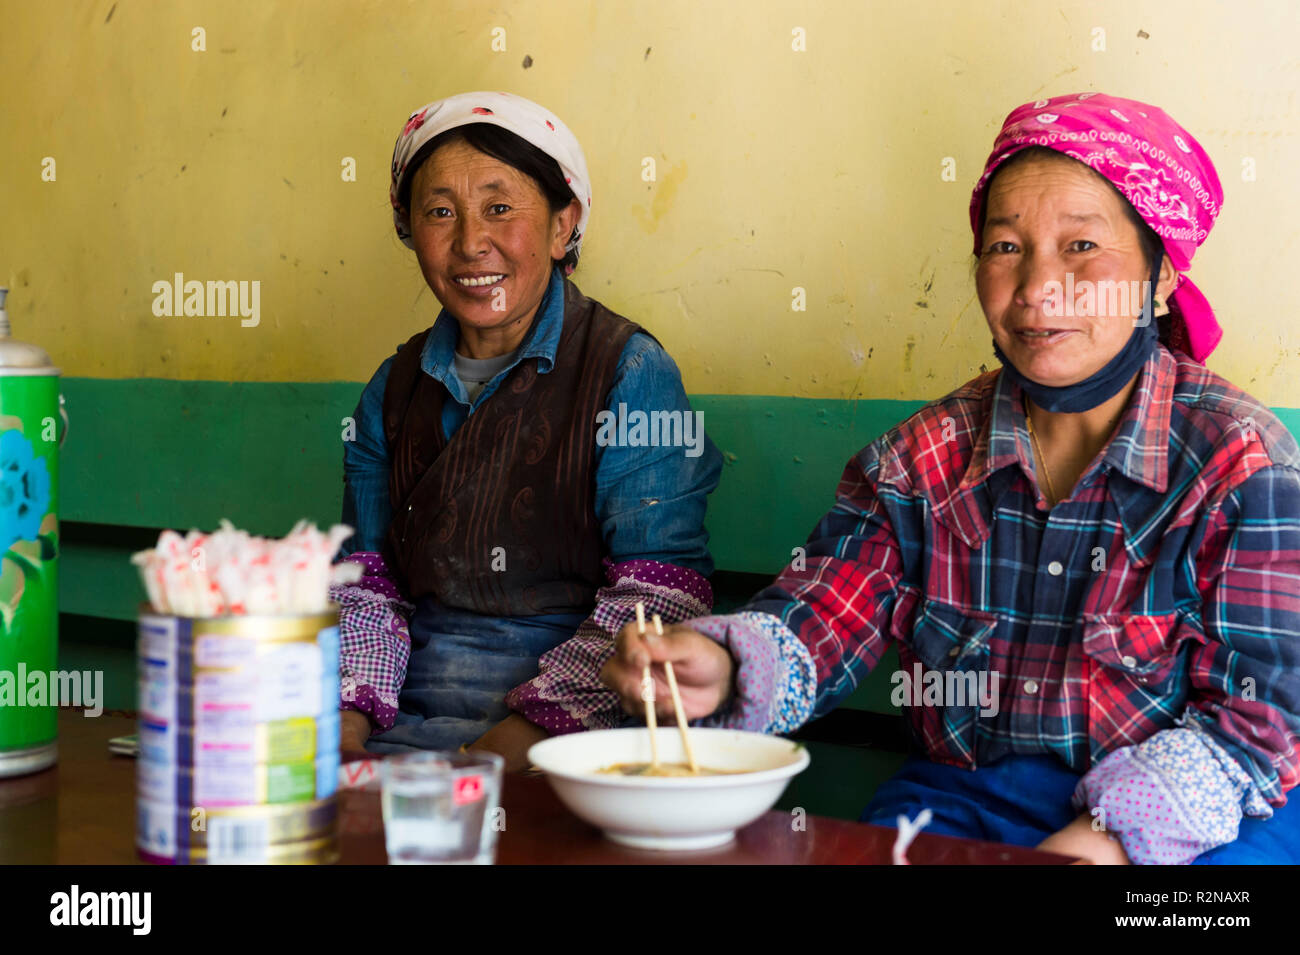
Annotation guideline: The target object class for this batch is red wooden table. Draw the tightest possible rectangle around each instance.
[0,710,1079,865]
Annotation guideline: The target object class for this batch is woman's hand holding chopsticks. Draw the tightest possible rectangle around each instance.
[601,618,734,722]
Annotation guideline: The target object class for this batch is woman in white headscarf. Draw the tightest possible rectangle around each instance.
[333,92,722,767]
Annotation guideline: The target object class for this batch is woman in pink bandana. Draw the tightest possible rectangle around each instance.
[601,93,1300,865]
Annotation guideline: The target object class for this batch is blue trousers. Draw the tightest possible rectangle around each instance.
[860,754,1300,864]
[364,600,584,754]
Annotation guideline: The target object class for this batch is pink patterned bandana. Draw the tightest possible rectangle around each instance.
[970,92,1224,363]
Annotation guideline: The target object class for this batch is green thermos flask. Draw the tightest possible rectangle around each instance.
[0,287,64,777]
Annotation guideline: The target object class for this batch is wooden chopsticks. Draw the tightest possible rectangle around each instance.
[654,613,699,774]
[634,601,699,775]
[635,603,660,770]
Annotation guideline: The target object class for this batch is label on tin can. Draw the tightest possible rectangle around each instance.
[193,638,325,806]
[195,634,255,668]
[206,816,270,864]
[137,798,178,861]
[137,615,179,851]
[258,640,323,721]
[194,664,257,806]
[316,625,339,799]
[137,611,340,863]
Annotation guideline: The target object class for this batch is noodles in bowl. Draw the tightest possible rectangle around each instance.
[596,762,742,777]
[528,727,810,850]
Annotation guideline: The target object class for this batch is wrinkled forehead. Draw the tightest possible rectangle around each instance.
[981,151,1134,231]
[409,139,537,197]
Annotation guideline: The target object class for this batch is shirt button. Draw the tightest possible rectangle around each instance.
[1024,680,1039,694]
[948,646,961,658]
[1047,561,1063,576]
[1121,655,1137,668]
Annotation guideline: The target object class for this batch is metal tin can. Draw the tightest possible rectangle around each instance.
[136,607,341,864]
[0,287,64,779]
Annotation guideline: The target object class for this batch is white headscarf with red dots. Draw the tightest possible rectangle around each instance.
[389,91,592,272]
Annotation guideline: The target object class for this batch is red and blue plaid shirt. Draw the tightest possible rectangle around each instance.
[694,344,1300,863]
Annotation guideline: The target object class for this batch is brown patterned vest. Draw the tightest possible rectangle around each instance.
[382,279,641,615]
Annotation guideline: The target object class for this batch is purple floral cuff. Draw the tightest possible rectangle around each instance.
[1072,723,1271,865]
[332,551,413,733]
[505,558,713,734]
[687,611,816,734]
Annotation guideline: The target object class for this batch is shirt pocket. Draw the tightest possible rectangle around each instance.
[896,598,1000,769]
[1080,611,1202,757]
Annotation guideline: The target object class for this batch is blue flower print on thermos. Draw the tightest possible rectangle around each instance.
[0,429,51,554]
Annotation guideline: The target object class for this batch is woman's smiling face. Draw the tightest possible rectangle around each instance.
[406,138,579,343]
[976,154,1164,387]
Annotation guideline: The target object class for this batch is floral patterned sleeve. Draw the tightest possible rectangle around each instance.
[686,611,817,735]
[1071,723,1272,865]
[505,559,712,734]
[330,551,413,733]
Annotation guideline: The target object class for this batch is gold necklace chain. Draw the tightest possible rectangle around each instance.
[1025,408,1058,506]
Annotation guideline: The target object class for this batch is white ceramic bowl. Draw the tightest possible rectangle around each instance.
[527,727,810,850]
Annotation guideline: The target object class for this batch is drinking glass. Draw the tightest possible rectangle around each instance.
[380,751,504,864]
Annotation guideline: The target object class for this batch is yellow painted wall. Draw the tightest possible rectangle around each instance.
[2,0,1298,404]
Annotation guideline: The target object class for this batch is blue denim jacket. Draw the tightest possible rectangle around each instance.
[342,266,723,751]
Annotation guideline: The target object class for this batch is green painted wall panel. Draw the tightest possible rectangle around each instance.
[57,378,927,574]
[59,378,358,537]
[60,542,143,622]
[693,395,925,573]
[56,378,1300,617]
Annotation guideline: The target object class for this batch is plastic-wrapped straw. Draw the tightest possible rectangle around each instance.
[131,519,362,617]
